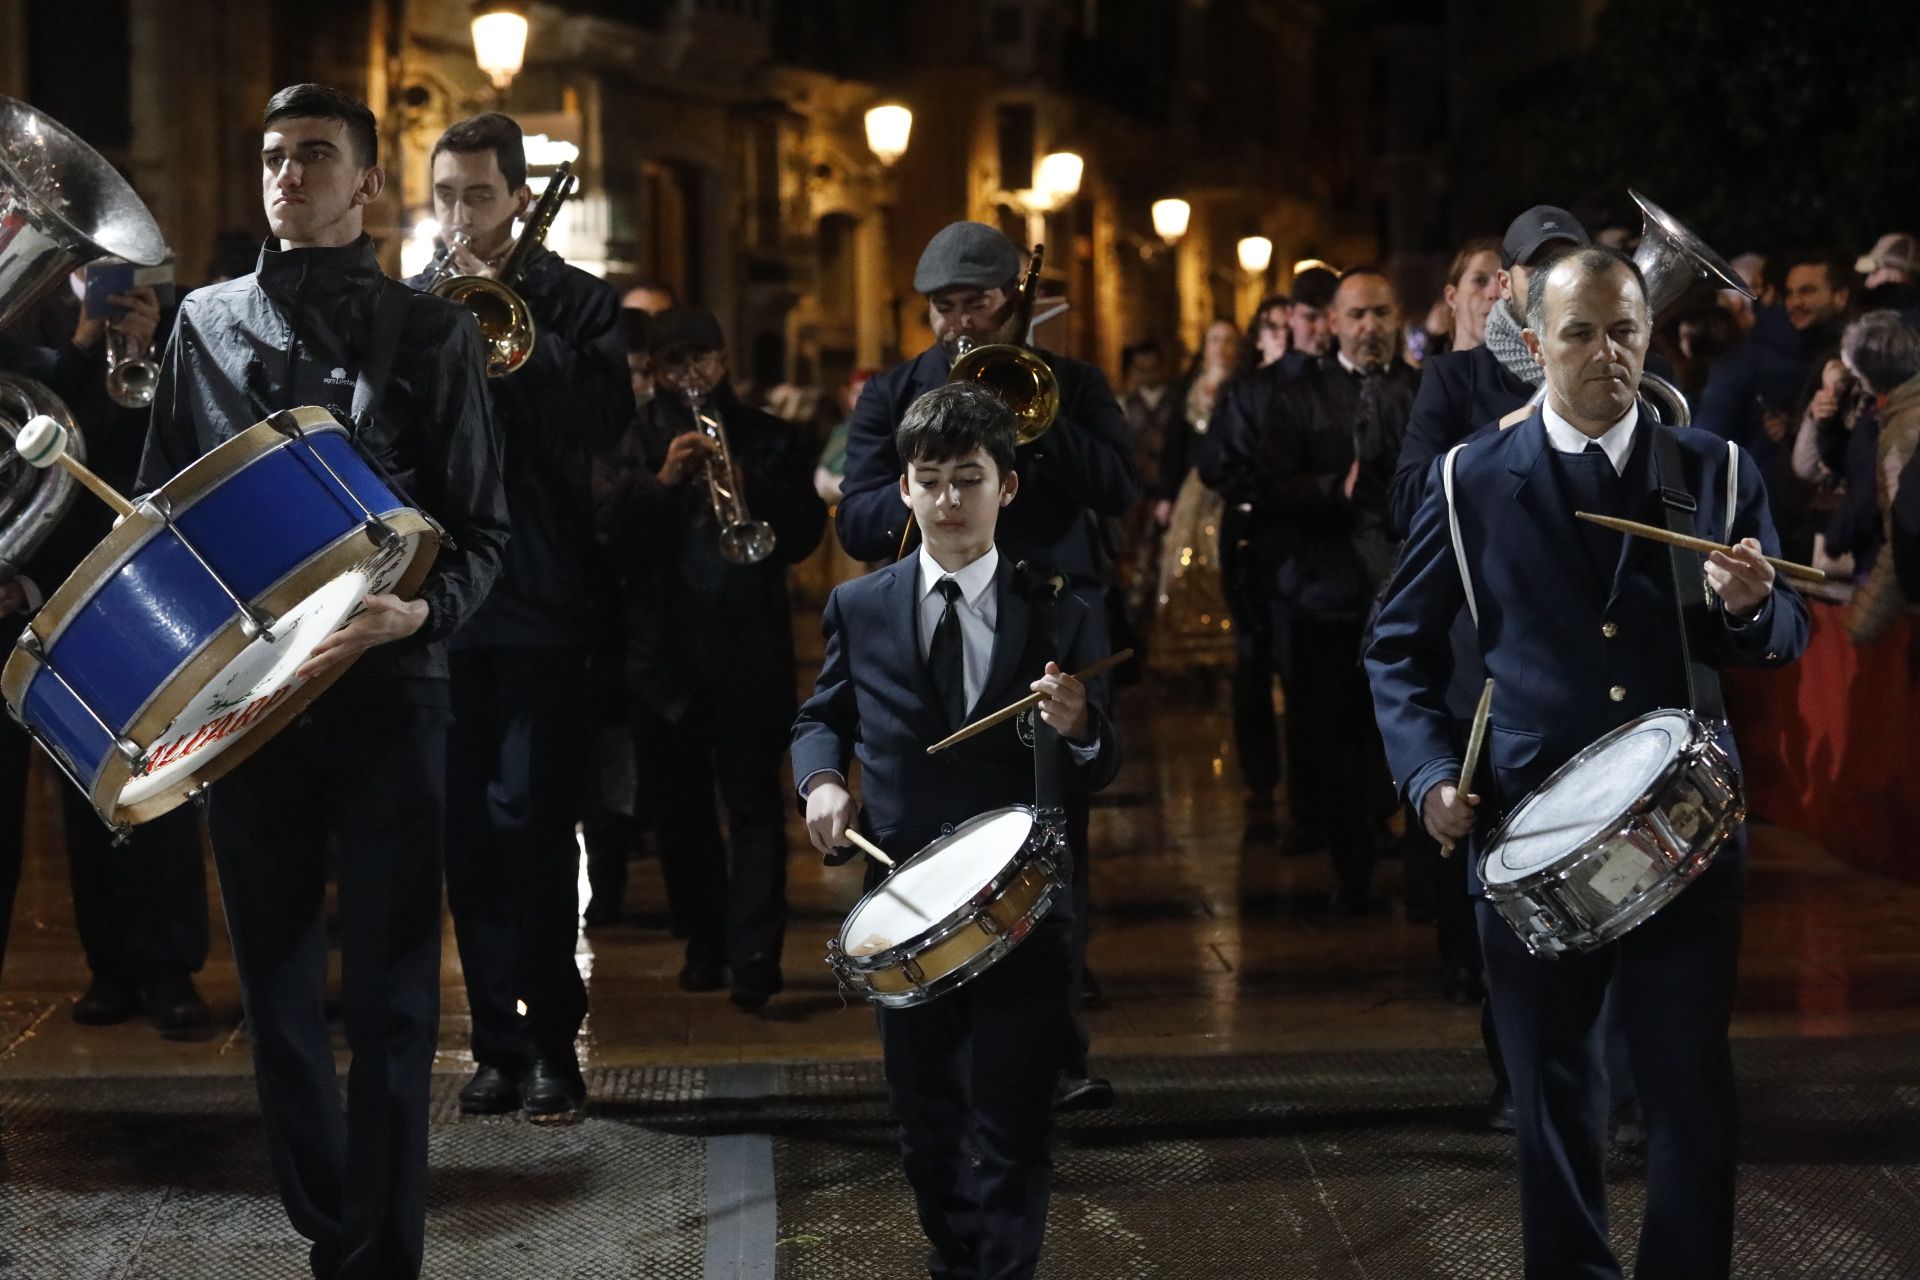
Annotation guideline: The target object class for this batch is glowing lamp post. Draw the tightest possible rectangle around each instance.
[864,104,913,167]
[1237,235,1274,276]
[471,1,530,90]
[1151,198,1191,245]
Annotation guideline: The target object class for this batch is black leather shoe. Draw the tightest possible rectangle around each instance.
[144,972,211,1035]
[729,961,784,1011]
[1054,1075,1115,1113]
[1487,1084,1516,1133]
[679,960,727,993]
[72,977,140,1025]
[523,1054,587,1120]
[458,1063,521,1116]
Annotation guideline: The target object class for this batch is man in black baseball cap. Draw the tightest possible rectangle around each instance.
[833,218,1138,1116]
[1391,204,1591,535]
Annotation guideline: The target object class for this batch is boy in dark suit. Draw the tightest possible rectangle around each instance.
[792,383,1121,1280]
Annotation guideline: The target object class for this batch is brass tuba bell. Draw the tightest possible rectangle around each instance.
[1629,189,1752,428]
[946,244,1061,446]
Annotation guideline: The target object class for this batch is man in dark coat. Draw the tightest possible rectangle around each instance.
[1199,266,1338,830]
[406,112,632,1121]
[6,278,211,1033]
[1369,248,1808,1279]
[138,84,507,1280]
[594,305,825,1010]
[1254,269,1419,908]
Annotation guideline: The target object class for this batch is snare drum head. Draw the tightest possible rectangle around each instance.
[1484,710,1696,885]
[840,808,1035,956]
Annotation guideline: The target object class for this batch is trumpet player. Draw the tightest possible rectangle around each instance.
[592,306,825,1010]
[405,112,632,1123]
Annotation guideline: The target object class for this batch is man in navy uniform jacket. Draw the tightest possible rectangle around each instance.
[1367,247,1807,1279]
[793,384,1120,1280]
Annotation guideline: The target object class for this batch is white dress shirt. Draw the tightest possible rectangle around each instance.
[1542,398,1639,476]
[917,544,1000,716]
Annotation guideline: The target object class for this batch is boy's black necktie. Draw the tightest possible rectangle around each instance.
[928,577,966,727]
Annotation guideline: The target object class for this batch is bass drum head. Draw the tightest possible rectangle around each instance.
[1484,710,1696,886]
[99,519,434,825]
[839,807,1035,958]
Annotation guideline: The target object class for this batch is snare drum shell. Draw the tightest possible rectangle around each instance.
[2,408,437,825]
[828,806,1067,1008]
[1481,714,1745,957]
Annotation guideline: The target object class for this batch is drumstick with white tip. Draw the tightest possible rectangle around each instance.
[1441,678,1495,859]
[6,414,136,518]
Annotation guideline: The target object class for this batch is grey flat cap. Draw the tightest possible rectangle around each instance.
[914,221,1022,295]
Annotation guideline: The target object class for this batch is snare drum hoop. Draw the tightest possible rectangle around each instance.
[832,806,1057,979]
[1479,709,1706,896]
[0,409,439,825]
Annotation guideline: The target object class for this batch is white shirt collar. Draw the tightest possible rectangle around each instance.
[1336,349,1363,377]
[917,544,1000,605]
[1542,397,1639,476]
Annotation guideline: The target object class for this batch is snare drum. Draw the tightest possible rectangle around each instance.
[828,806,1066,1009]
[1480,709,1744,957]
[2,406,439,830]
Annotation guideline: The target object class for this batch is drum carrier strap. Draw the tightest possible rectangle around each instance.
[1649,422,1727,725]
[1441,428,1731,722]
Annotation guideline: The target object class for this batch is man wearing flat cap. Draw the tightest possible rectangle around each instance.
[593,305,826,1012]
[836,220,1138,1110]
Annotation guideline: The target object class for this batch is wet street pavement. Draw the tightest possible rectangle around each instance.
[3,679,1918,1277]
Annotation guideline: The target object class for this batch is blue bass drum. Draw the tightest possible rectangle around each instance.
[1,406,440,830]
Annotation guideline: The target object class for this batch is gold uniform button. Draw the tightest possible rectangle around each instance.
[1602,622,1618,639]
[1609,685,1627,702]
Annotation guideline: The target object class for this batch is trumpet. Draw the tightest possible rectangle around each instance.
[105,320,159,408]
[946,244,1060,445]
[684,388,777,565]
[425,160,577,377]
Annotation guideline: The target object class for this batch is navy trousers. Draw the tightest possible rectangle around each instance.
[877,917,1074,1280]
[445,648,590,1068]
[63,788,208,984]
[208,698,449,1280]
[1478,846,1743,1280]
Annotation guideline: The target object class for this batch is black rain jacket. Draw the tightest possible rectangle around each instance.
[137,236,508,701]
[405,242,630,649]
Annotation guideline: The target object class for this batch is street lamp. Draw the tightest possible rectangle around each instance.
[1034,150,1084,210]
[1151,198,1191,245]
[864,104,913,167]
[1238,235,1274,275]
[471,1,530,90]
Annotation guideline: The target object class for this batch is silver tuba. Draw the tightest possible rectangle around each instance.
[1629,189,1751,428]
[0,95,167,574]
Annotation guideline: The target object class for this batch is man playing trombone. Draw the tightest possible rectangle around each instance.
[406,112,631,1123]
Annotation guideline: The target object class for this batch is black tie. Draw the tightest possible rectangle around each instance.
[1584,440,1607,455]
[928,577,967,727]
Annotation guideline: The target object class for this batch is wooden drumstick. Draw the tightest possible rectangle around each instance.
[842,829,896,870]
[8,414,135,518]
[1574,511,1826,582]
[924,648,1134,755]
[1439,678,1494,859]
